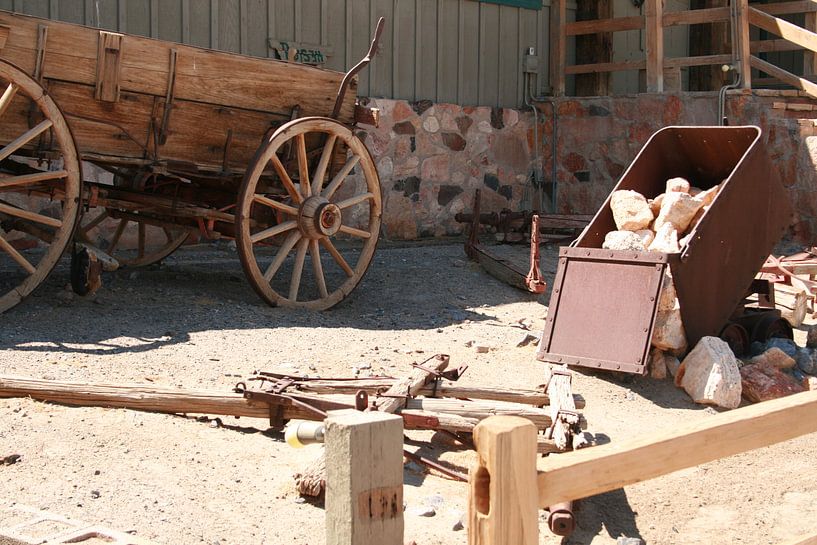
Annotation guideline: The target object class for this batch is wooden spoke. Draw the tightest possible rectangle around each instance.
[0,83,19,120]
[137,222,146,258]
[320,237,354,277]
[288,238,309,301]
[336,192,374,210]
[0,201,62,228]
[0,233,36,274]
[250,220,297,243]
[107,219,128,253]
[253,194,299,216]
[270,154,301,204]
[338,224,372,239]
[0,119,53,163]
[310,239,328,299]
[311,134,337,196]
[296,133,310,198]
[322,155,360,200]
[263,230,301,282]
[0,169,67,191]
[80,210,108,234]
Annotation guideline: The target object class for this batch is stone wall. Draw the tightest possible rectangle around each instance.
[359,91,817,242]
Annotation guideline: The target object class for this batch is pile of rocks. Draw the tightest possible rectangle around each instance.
[654,333,817,410]
[603,177,720,254]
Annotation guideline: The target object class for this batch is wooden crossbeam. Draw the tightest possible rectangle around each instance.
[755,1,817,17]
[564,15,643,36]
[564,60,645,75]
[664,54,733,69]
[537,390,817,508]
[663,6,730,27]
[751,55,817,98]
[749,6,817,55]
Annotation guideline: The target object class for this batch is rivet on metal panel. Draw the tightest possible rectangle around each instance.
[560,258,566,264]
[643,328,648,332]
[554,288,559,293]
[649,297,655,302]
[637,357,642,362]
[596,363,602,367]
[575,359,580,364]
[616,365,621,370]
[558,357,563,362]
[586,251,591,256]
[610,253,614,258]
[655,264,662,270]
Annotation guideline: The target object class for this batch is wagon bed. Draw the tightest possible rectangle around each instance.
[0,10,384,313]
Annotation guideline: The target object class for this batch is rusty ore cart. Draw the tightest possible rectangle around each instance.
[0,12,385,313]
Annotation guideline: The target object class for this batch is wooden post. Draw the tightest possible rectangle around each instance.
[805,11,817,78]
[468,416,538,545]
[549,0,566,96]
[575,0,611,96]
[645,0,664,92]
[734,0,752,89]
[325,409,404,545]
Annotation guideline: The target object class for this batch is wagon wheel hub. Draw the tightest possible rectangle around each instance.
[299,196,342,238]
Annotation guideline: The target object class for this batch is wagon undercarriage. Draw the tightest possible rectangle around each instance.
[0,12,384,313]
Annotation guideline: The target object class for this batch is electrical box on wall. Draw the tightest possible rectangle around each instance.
[523,47,539,74]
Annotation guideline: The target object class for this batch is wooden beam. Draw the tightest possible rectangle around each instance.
[664,54,732,69]
[755,1,817,17]
[564,15,644,36]
[749,7,817,56]
[549,0,566,96]
[325,410,404,545]
[575,0,612,96]
[751,54,817,98]
[468,416,538,545]
[752,39,803,53]
[537,390,817,508]
[663,6,730,27]
[645,0,664,92]
[735,0,752,89]
[564,60,645,75]
[806,9,817,75]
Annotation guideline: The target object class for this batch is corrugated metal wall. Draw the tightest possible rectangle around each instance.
[0,0,579,108]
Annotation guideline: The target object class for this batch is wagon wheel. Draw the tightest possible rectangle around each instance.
[77,209,188,267]
[0,61,81,313]
[77,173,188,268]
[237,117,381,310]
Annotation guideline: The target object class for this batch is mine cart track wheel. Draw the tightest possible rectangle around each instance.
[78,174,188,268]
[0,61,81,314]
[237,117,381,310]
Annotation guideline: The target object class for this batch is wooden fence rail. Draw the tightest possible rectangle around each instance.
[469,389,817,545]
[550,0,817,98]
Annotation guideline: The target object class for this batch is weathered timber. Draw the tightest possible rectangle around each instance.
[255,374,586,408]
[545,365,580,451]
[295,358,450,496]
[537,390,817,508]
[469,417,539,545]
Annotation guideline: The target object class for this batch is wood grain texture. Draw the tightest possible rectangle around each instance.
[325,410,404,545]
[468,416,539,545]
[644,0,663,93]
[537,389,817,508]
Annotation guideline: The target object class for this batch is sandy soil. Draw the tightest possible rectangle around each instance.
[1,241,816,545]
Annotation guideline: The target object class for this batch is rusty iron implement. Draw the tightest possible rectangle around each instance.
[539,126,793,374]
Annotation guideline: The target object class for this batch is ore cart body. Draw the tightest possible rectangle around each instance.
[0,11,384,313]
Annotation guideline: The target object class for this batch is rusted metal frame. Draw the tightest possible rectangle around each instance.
[525,215,546,294]
[402,448,468,482]
[158,48,178,146]
[331,17,384,120]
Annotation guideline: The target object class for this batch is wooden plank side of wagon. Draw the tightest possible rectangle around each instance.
[0,10,357,123]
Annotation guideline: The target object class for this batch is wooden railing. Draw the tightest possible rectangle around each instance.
[468,389,817,545]
[550,0,817,99]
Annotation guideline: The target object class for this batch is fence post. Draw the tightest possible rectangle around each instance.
[645,0,664,92]
[735,0,752,89]
[325,409,404,545]
[468,416,538,545]
[549,0,566,96]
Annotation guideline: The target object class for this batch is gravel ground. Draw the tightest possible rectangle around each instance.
[1,241,816,545]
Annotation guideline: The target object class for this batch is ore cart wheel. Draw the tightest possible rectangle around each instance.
[0,61,81,313]
[237,117,381,310]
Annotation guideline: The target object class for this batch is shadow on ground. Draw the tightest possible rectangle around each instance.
[0,241,546,356]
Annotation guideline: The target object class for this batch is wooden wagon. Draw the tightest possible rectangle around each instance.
[0,11,384,313]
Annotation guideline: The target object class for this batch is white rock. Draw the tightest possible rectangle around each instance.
[679,233,692,248]
[694,184,720,207]
[689,186,703,197]
[649,347,668,379]
[602,230,647,251]
[666,177,691,194]
[657,270,677,312]
[635,229,655,248]
[648,223,681,254]
[679,337,742,409]
[654,192,704,233]
[610,190,654,231]
[649,193,665,216]
[652,303,687,353]
[685,205,709,236]
[423,116,440,133]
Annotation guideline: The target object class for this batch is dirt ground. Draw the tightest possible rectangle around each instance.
[1,240,816,545]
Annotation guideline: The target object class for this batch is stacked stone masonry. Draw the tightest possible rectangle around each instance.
[356,91,817,242]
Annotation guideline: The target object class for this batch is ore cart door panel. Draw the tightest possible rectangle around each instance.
[538,248,667,375]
